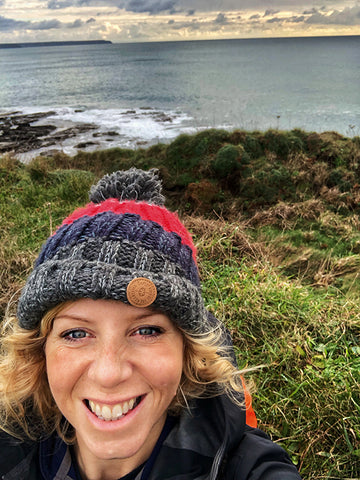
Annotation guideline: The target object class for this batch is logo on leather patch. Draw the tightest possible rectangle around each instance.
[126,277,157,308]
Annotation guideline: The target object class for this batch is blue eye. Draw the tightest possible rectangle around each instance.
[135,326,162,337]
[62,329,88,341]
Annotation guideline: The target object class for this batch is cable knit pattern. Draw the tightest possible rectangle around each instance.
[59,200,196,259]
[35,213,199,285]
[17,169,211,333]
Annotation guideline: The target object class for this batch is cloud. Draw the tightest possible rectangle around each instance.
[287,15,305,23]
[264,9,280,17]
[0,14,87,32]
[67,18,84,28]
[47,0,90,9]
[305,6,360,25]
[29,19,62,30]
[258,4,360,27]
[266,16,283,23]
[214,13,228,24]
[0,15,27,31]
[178,0,311,11]
[3,0,359,43]
[303,8,318,15]
[167,19,200,30]
[0,15,62,31]
[120,0,178,13]
[47,0,71,8]
[106,22,150,40]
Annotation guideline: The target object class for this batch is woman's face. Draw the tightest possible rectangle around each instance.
[45,298,184,474]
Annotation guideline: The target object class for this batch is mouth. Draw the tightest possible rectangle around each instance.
[85,396,143,421]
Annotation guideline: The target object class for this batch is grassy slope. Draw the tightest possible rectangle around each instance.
[1,128,359,479]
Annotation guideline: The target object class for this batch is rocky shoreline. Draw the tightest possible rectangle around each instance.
[0,111,97,156]
[0,109,179,161]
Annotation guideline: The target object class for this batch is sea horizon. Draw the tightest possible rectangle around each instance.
[1,35,359,160]
[2,33,360,46]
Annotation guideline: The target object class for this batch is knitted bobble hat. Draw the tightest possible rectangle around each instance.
[17,168,209,333]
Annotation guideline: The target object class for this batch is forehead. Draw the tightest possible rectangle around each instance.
[49,298,169,326]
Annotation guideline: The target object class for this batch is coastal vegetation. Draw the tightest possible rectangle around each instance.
[1,128,359,479]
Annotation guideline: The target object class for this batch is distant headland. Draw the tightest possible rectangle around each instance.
[0,40,112,49]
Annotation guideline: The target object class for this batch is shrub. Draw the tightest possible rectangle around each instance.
[242,133,264,159]
[211,144,241,178]
[165,134,199,172]
[185,179,220,213]
[263,130,305,159]
[327,168,353,192]
[165,129,230,174]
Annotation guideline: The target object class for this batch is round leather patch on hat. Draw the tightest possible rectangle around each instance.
[126,277,157,308]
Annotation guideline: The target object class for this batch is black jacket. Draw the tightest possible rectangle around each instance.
[0,395,301,480]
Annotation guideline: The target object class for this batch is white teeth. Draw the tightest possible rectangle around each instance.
[88,397,138,421]
[102,405,112,421]
[112,404,123,419]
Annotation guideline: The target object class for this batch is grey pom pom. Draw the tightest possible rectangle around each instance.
[89,168,165,205]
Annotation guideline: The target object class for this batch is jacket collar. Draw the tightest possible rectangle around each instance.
[39,434,79,480]
[153,395,246,479]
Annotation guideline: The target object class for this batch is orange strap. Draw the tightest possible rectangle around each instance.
[241,376,257,428]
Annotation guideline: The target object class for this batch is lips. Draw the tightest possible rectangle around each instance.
[86,396,142,421]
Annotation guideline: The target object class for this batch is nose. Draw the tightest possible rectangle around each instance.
[87,342,133,389]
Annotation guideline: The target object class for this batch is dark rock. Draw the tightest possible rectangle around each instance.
[0,112,97,154]
[75,141,99,149]
[0,113,57,153]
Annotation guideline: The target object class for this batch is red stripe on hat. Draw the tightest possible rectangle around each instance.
[60,199,197,260]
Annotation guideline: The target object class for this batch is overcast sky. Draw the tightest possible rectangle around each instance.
[1,0,359,43]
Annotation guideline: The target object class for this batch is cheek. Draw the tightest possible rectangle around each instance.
[45,346,79,395]
[145,349,183,392]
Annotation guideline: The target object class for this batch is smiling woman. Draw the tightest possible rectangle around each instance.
[0,168,302,479]
[45,299,184,478]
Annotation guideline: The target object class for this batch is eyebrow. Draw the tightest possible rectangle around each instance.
[54,310,163,323]
[53,314,92,324]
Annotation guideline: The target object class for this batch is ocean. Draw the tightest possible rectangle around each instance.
[1,35,359,160]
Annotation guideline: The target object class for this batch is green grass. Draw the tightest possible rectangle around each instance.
[1,128,360,478]
[185,214,359,478]
[198,255,359,478]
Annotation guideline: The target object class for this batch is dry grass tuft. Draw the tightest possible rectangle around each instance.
[183,215,264,261]
[246,199,325,229]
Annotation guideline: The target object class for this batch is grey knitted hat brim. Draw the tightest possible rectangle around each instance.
[17,259,207,332]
